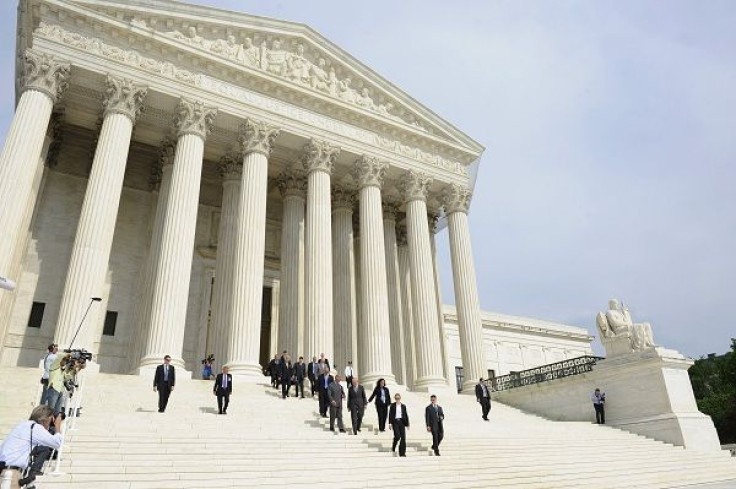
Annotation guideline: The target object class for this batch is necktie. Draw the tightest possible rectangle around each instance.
[222,375,227,388]
[164,365,168,381]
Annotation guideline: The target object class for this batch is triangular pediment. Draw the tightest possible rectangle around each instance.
[34,0,482,164]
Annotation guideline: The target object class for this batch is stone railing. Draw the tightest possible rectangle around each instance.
[492,355,604,392]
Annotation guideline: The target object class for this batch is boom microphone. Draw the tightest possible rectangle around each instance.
[0,275,16,291]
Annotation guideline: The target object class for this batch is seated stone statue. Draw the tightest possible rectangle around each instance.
[596,299,655,356]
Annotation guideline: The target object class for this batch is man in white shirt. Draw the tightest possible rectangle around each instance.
[40,344,58,405]
[343,361,355,386]
[0,405,64,488]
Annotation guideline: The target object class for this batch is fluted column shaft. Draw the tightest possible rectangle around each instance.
[55,76,147,348]
[429,225,451,385]
[0,51,68,288]
[304,140,339,362]
[383,210,406,386]
[397,238,416,388]
[357,185,394,385]
[278,176,305,359]
[227,119,279,377]
[210,159,242,371]
[142,98,217,369]
[447,210,486,392]
[332,192,357,371]
[129,153,173,372]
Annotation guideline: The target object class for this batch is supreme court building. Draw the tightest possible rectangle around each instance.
[0,0,592,393]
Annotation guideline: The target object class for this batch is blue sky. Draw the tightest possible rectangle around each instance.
[1,1,734,357]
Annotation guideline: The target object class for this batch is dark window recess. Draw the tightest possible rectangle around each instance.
[27,302,46,328]
[103,311,118,336]
[487,369,496,381]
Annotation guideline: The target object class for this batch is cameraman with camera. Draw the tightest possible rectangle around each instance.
[0,405,64,488]
[201,354,214,380]
[592,387,606,424]
[46,350,90,416]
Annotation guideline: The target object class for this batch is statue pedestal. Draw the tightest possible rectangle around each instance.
[600,334,634,356]
[595,347,721,451]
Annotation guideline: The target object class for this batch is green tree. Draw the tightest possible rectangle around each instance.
[689,339,736,444]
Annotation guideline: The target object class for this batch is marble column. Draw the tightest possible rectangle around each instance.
[227,119,280,377]
[429,214,452,386]
[303,140,339,362]
[54,75,147,349]
[0,51,68,291]
[128,139,175,372]
[209,153,243,371]
[276,170,306,358]
[443,184,487,393]
[383,204,406,386]
[352,215,363,375]
[141,99,217,369]
[399,171,445,391]
[331,187,357,372]
[397,226,416,389]
[353,156,395,385]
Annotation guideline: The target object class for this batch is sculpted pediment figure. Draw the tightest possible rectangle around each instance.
[596,299,655,357]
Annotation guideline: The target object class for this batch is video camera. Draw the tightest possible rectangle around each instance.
[201,353,215,365]
[64,348,93,362]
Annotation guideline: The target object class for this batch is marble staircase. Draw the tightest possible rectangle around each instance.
[1,366,735,489]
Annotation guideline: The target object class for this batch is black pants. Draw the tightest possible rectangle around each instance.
[294,378,305,398]
[318,390,329,415]
[594,403,605,424]
[376,404,388,431]
[480,398,491,419]
[309,376,316,396]
[157,385,172,412]
[271,372,279,388]
[28,445,53,475]
[431,423,444,451]
[350,406,364,433]
[216,391,229,414]
[281,379,290,398]
[391,420,407,456]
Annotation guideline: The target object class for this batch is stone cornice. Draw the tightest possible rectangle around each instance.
[218,152,242,182]
[302,139,339,175]
[276,170,307,199]
[21,49,70,103]
[399,170,433,203]
[174,98,217,140]
[352,155,388,189]
[442,183,472,215]
[102,74,147,123]
[239,118,280,156]
[331,186,356,211]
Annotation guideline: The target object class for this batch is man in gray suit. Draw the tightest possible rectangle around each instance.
[347,376,368,434]
[328,374,346,433]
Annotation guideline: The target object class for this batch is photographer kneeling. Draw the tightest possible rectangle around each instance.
[0,405,64,488]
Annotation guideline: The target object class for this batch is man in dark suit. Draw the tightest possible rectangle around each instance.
[213,366,232,415]
[280,355,293,399]
[153,355,175,413]
[425,395,445,456]
[268,353,280,389]
[293,356,307,398]
[475,378,492,421]
[388,393,409,457]
[347,376,368,434]
[317,366,333,417]
[368,378,391,432]
[307,356,319,397]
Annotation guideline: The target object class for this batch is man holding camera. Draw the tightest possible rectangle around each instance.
[0,405,64,488]
[45,352,71,416]
[592,388,606,424]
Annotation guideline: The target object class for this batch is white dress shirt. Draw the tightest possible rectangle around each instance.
[344,366,354,378]
[42,353,57,380]
[394,402,403,419]
[0,421,62,469]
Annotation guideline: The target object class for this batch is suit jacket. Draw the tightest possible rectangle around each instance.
[317,373,334,393]
[475,383,491,402]
[425,404,445,430]
[294,362,307,380]
[153,364,175,389]
[368,386,391,407]
[307,362,318,380]
[279,361,293,381]
[327,381,344,408]
[347,385,367,411]
[388,402,409,427]
[213,373,232,395]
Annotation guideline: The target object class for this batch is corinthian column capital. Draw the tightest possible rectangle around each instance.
[150,138,176,191]
[22,50,70,103]
[399,170,433,203]
[218,152,242,181]
[276,169,307,199]
[174,98,217,140]
[102,75,147,122]
[240,118,280,156]
[442,183,472,214]
[302,139,340,175]
[331,186,356,211]
[352,155,388,189]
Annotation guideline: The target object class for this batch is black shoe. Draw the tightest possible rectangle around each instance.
[339,429,346,433]
[219,411,223,415]
[434,450,440,456]
[399,454,406,457]
[330,428,335,432]
[19,474,36,487]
